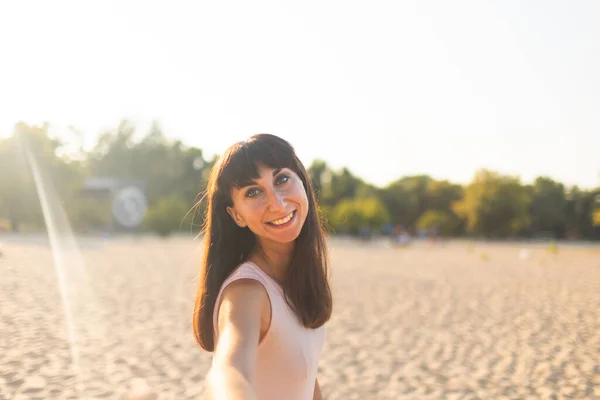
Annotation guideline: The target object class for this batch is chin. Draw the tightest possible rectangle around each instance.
[258,222,304,244]
[269,229,302,244]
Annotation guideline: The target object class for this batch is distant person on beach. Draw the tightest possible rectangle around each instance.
[359,224,371,241]
[392,224,411,246]
[193,134,332,400]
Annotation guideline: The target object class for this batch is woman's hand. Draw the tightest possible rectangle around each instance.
[204,364,257,400]
[313,378,323,400]
[124,378,157,400]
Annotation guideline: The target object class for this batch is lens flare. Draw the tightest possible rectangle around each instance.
[21,133,103,398]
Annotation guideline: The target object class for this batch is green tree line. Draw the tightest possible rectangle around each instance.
[1,122,599,240]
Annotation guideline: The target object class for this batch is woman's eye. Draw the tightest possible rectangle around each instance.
[276,174,290,185]
[245,188,260,198]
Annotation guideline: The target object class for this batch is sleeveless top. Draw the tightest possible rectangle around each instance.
[212,261,326,400]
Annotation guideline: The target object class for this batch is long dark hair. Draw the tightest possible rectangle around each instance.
[192,134,332,351]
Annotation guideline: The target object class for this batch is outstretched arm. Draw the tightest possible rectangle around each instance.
[204,279,270,400]
[313,378,323,400]
[204,365,255,400]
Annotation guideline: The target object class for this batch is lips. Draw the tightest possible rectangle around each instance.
[267,210,296,227]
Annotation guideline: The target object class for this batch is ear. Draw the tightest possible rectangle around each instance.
[226,206,247,227]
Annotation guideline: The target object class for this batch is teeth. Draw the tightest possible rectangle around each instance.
[271,212,294,225]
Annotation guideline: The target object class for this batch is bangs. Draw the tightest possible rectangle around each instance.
[218,135,299,196]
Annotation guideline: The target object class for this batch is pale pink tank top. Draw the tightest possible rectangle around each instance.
[212,261,326,400]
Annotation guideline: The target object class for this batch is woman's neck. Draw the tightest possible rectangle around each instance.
[249,239,294,283]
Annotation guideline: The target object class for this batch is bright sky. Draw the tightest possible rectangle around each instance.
[1,0,598,188]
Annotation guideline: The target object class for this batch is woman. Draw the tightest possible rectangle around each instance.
[193,134,333,400]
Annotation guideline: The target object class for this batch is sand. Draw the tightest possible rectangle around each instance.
[1,236,599,399]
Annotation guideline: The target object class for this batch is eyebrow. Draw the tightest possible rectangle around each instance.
[237,168,283,189]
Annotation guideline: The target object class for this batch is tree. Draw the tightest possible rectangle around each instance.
[87,120,210,232]
[330,197,390,235]
[143,195,189,237]
[0,134,34,231]
[453,169,531,238]
[593,209,600,227]
[529,177,567,238]
[427,180,464,213]
[378,175,429,228]
[321,167,365,207]
[416,210,460,237]
[594,193,600,228]
[378,176,463,234]
[0,122,80,231]
[307,159,330,202]
[564,187,599,240]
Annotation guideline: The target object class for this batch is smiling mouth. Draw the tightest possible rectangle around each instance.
[267,210,296,227]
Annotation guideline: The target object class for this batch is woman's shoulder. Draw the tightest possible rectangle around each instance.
[218,275,267,302]
[212,269,272,344]
[217,262,277,302]
[223,261,267,285]
[213,262,272,335]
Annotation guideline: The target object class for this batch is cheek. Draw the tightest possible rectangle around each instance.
[236,202,264,226]
[292,185,309,216]
[301,190,309,209]
[247,202,267,221]
[288,182,308,204]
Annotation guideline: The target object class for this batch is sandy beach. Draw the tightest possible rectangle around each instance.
[1,236,600,399]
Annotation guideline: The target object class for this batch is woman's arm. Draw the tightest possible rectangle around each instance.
[204,365,255,400]
[313,378,323,400]
[204,279,270,400]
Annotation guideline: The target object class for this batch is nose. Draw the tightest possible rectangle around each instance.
[266,187,287,211]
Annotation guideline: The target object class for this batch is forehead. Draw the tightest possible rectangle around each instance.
[234,164,285,188]
[255,163,280,177]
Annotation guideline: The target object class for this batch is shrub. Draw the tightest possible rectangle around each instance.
[330,197,390,235]
[143,195,189,237]
[416,210,460,236]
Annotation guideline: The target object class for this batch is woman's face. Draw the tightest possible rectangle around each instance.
[226,163,309,245]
